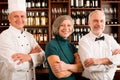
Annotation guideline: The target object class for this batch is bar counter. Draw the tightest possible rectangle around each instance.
[35,67,120,80]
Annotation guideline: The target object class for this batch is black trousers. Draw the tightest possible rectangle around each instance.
[80,76,90,80]
[76,76,90,80]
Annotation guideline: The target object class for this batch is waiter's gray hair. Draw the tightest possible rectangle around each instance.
[88,10,106,22]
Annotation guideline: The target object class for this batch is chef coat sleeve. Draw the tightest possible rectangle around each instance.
[28,34,46,67]
[30,50,45,67]
[0,34,17,71]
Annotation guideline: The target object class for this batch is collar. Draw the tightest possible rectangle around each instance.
[55,35,68,42]
[89,31,104,41]
[9,26,25,36]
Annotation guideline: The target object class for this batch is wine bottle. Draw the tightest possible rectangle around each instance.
[43,29,48,42]
[35,12,40,26]
[31,0,35,8]
[71,0,74,8]
[35,0,41,8]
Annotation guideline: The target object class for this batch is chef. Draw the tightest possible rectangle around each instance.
[0,0,45,80]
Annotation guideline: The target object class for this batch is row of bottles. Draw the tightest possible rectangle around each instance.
[71,0,99,8]
[0,8,9,26]
[0,9,48,26]
[51,0,68,1]
[71,27,90,42]
[102,7,118,24]
[109,33,118,41]
[25,28,48,43]
[26,0,48,8]
[51,7,67,24]
[71,27,118,42]
[25,11,48,26]
[0,20,9,26]
[71,11,90,25]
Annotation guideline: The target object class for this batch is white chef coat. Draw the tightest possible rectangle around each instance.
[0,26,45,80]
[78,31,120,80]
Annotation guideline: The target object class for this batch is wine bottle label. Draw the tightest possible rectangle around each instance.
[95,0,98,7]
[86,0,90,7]
[71,0,74,7]
[41,17,46,25]
[75,0,78,7]
[76,18,80,25]
[82,18,85,25]
[27,2,31,8]
[36,2,41,7]
[44,35,48,41]
[35,18,40,26]
[40,35,44,41]
[31,1,35,8]
[42,2,45,8]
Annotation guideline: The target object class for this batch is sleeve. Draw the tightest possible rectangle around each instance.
[28,33,46,67]
[29,33,39,48]
[30,50,45,67]
[78,39,110,72]
[69,43,78,54]
[45,41,59,58]
[0,55,13,79]
[0,33,17,71]
[107,36,120,65]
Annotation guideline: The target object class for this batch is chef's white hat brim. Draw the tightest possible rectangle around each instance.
[8,0,26,14]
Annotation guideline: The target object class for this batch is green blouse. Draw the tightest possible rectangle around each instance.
[45,35,78,80]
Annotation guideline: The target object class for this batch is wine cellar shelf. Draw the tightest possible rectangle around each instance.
[0,0,120,49]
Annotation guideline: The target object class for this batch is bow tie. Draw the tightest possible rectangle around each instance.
[95,36,105,41]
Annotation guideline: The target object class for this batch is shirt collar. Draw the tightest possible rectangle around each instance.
[89,31,104,41]
[9,26,25,36]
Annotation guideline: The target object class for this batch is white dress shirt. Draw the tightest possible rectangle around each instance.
[0,26,45,80]
[78,31,120,80]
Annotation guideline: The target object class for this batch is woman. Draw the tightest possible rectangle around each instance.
[45,15,83,80]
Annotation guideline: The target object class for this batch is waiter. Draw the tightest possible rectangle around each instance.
[0,0,45,80]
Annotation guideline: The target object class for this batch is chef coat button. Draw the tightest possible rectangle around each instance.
[26,44,29,46]
[18,36,20,38]
[21,45,23,46]
[24,36,26,37]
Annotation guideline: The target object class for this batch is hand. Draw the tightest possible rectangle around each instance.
[112,48,120,55]
[52,61,68,73]
[30,45,42,54]
[12,53,32,65]
[84,58,99,67]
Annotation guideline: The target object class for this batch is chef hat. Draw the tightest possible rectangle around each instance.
[8,0,26,14]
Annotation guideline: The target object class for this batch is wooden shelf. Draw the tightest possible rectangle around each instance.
[106,24,120,27]
[51,1,69,3]
[71,8,101,10]
[24,25,49,28]
[102,1,120,3]
[0,2,7,4]
[0,26,9,28]
[27,8,48,11]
